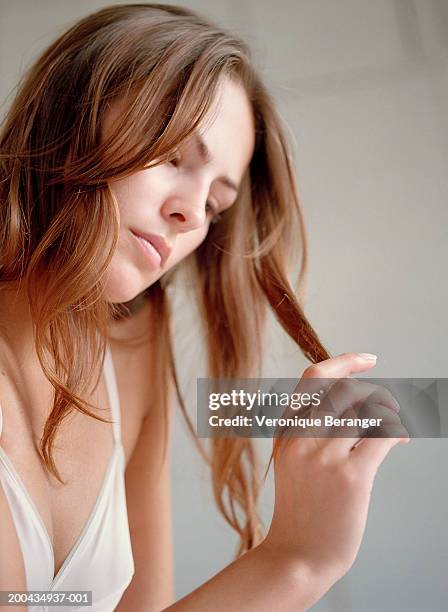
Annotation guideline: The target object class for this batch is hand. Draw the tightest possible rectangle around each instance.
[263,352,409,590]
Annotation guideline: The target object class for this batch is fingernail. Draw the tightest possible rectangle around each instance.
[358,353,378,361]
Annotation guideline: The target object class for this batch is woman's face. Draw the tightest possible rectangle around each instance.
[102,77,255,303]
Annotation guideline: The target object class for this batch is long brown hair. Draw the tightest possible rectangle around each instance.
[0,3,330,557]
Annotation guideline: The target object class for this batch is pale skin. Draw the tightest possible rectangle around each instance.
[0,77,409,611]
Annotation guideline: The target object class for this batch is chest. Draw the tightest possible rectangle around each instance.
[0,347,147,578]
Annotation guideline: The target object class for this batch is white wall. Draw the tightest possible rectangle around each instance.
[1,1,447,610]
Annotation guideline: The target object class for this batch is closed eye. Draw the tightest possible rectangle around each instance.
[206,201,223,224]
[168,149,182,167]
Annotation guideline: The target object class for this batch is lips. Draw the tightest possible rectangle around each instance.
[131,229,172,266]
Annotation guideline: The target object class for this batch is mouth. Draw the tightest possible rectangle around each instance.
[130,229,172,268]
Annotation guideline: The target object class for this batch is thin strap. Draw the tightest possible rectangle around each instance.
[103,343,121,444]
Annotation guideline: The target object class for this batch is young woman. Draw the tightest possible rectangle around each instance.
[0,4,409,611]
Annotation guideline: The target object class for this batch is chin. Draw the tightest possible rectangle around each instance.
[103,261,156,304]
[103,284,140,304]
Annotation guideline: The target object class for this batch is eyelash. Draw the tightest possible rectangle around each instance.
[206,202,223,225]
[168,151,182,168]
[168,151,223,225]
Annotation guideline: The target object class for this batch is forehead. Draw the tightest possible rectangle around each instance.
[197,77,255,181]
[101,76,256,181]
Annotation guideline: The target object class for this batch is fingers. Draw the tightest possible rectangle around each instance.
[277,353,404,460]
[291,353,379,413]
[301,352,378,380]
[312,379,402,447]
[321,378,400,420]
[325,402,408,457]
[349,436,409,475]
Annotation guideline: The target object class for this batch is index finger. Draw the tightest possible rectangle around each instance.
[280,352,379,424]
[293,352,378,405]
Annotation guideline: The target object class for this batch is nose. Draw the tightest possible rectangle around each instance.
[161,173,211,233]
[162,195,207,233]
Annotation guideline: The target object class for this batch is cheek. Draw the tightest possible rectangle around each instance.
[168,225,210,266]
[109,169,165,217]
[109,177,133,215]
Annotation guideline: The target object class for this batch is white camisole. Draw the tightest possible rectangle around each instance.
[0,343,135,611]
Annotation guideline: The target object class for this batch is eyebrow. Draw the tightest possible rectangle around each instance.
[193,132,240,194]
